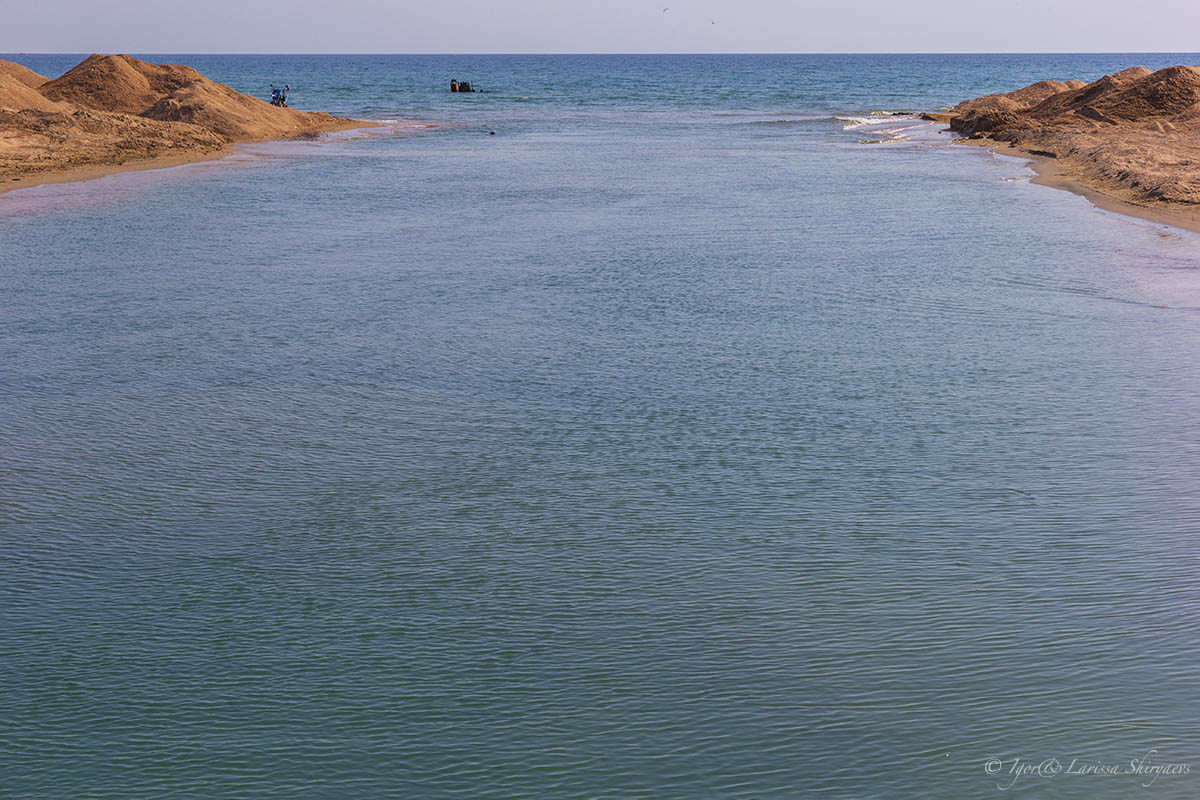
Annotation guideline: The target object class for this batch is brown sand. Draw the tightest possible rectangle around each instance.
[944,66,1200,233]
[1,54,374,193]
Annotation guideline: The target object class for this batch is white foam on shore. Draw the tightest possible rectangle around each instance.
[837,114,920,132]
[836,113,939,145]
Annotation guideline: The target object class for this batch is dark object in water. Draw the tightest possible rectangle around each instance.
[450,79,476,93]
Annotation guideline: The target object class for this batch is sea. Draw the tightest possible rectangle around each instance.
[3,54,1200,799]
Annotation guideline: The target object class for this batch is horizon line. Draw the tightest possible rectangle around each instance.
[5,50,1200,57]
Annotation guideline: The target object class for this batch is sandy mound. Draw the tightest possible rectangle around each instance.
[1,54,362,182]
[143,78,346,140]
[0,108,229,174]
[953,80,1081,115]
[0,75,64,112]
[948,65,1200,205]
[40,54,206,115]
[0,60,49,89]
[0,61,65,112]
[39,53,346,139]
[1087,66,1200,120]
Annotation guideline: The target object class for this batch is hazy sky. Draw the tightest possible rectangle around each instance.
[6,0,1200,53]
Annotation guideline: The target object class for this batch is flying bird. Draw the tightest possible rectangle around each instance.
[662,7,669,11]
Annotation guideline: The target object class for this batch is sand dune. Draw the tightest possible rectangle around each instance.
[39,54,207,114]
[948,66,1200,209]
[1,54,367,188]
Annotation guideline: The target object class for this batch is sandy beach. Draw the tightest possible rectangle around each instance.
[941,66,1200,234]
[0,54,373,193]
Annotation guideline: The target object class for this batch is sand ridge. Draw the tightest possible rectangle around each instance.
[1,54,370,188]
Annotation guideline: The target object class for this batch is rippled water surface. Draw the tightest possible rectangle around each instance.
[3,54,1200,798]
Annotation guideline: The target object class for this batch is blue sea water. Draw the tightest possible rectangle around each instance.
[3,54,1200,799]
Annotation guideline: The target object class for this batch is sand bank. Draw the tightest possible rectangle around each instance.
[940,66,1200,234]
[0,147,242,196]
[0,54,377,194]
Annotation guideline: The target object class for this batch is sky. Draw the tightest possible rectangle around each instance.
[5,0,1200,53]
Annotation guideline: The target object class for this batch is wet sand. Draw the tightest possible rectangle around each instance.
[0,120,400,197]
[959,137,1200,236]
[0,148,237,196]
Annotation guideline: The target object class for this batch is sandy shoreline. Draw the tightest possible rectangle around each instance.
[0,120,387,198]
[0,146,238,196]
[956,136,1200,236]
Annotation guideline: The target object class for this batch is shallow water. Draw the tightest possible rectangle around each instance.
[3,54,1200,798]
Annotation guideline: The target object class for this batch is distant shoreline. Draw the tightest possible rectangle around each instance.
[0,54,380,196]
